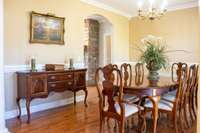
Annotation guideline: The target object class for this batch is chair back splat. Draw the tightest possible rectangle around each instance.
[135,63,144,85]
[172,62,188,83]
[120,63,132,87]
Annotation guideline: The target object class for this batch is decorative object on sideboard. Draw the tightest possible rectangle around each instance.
[30,11,65,45]
[69,58,74,69]
[45,64,65,71]
[139,35,168,86]
[31,57,37,72]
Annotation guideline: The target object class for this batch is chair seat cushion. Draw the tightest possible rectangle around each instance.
[123,94,139,103]
[145,100,173,111]
[103,103,140,117]
[167,90,177,96]
[115,103,140,117]
[162,94,176,102]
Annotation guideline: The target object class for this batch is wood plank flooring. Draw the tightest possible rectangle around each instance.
[6,87,196,133]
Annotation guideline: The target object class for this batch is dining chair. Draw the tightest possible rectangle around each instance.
[120,63,139,104]
[145,63,188,133]
[95,64,145,133]
[168,62,188,96]
[193,65,199,120]
[182,64,198,128]
[187,65,198,126]
[135,63,144,85]
[172,62,188,83]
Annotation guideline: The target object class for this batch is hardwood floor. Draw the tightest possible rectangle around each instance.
[6,87,196,133]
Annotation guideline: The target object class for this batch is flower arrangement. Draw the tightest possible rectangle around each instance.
[139,35,168,83]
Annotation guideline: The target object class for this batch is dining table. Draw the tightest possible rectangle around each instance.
[123,75,177,133]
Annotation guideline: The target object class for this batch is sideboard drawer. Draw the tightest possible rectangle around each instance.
[48,81,73,92]
[48,73,74,82]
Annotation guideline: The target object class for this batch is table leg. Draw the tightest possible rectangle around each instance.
[16,97,21,119]
[84,88,88,107]
[74,91,76,105]
[148,96,161,133]
[26,98,31,123]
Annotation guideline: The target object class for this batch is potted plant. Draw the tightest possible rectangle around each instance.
[139,35,168,85]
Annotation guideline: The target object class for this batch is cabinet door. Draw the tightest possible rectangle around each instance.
[29,74,48,98]
[74,71,86,89]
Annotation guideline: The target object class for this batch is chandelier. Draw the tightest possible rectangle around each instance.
[138,0,168,20]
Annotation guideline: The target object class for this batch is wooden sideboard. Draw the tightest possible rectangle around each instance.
[16,68,87,123]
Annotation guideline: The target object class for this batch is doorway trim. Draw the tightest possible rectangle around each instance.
[0,0,9,132]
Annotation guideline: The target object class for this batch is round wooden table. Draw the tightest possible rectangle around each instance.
[124,76,177,133]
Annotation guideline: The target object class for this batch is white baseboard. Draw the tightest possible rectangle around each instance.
[5,95,84,120]
[0,128,10,133]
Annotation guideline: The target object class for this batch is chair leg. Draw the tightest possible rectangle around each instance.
[192,90,197,120]
[107,118,111,129]
[173,112,178,133]
[189,94,195,123]
[137,109,146,133]
[184,98,190,128]
[119,121,125,133]
[100,116,104,133]
[114,120,118,132]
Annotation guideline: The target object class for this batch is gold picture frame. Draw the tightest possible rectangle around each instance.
[30,11,65,45]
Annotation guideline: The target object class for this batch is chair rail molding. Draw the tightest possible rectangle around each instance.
[4,63,85,73]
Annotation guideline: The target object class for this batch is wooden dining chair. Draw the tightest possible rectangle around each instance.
[135,63,144,85]
[167,62,188,97]
[172,62,187,83]
[95,64,145,133]
[187,65,198,126]
[182,64,198,128]
[120,63,139,104]
[193,65,199,120]
[145,63,188,133]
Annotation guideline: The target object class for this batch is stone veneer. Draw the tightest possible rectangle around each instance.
[84,19,100,85]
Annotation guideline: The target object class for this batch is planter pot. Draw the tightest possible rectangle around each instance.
[147,70,159,86]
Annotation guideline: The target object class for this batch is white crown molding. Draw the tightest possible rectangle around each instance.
[80,0,132,18]
[5,95,84,120]
[80,0,198,18]
[168,1,198,12]
[4,63,85,73]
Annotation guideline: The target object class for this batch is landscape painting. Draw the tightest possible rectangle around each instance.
[30,12,65,44]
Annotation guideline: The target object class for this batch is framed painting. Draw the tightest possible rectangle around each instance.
[30,12,65,45]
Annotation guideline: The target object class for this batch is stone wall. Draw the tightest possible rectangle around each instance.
[84,19,100,85]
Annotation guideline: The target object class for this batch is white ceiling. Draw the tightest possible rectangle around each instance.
[80,0,198,18]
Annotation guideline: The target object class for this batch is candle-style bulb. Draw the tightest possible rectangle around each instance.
[138,1,143,9]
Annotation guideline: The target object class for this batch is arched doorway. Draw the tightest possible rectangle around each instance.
[84,14,113,85]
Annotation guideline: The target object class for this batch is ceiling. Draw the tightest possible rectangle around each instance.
[80,0,198,18]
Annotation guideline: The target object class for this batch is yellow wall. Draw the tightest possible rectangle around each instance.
[4,0,130,112]
[129,7,198,63]
[4,0,130,65]
[197,3,200,133]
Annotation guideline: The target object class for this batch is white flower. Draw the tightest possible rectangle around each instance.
[141,35,164,46]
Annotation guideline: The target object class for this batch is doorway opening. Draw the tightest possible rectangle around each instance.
[84,14,113,85]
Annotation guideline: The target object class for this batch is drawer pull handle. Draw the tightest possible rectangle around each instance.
[51,84,56,87]
[51,76,56,80]
[68,82,72,85]
[67,75,72,78]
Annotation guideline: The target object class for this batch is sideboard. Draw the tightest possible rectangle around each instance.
[16,68,87,123]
